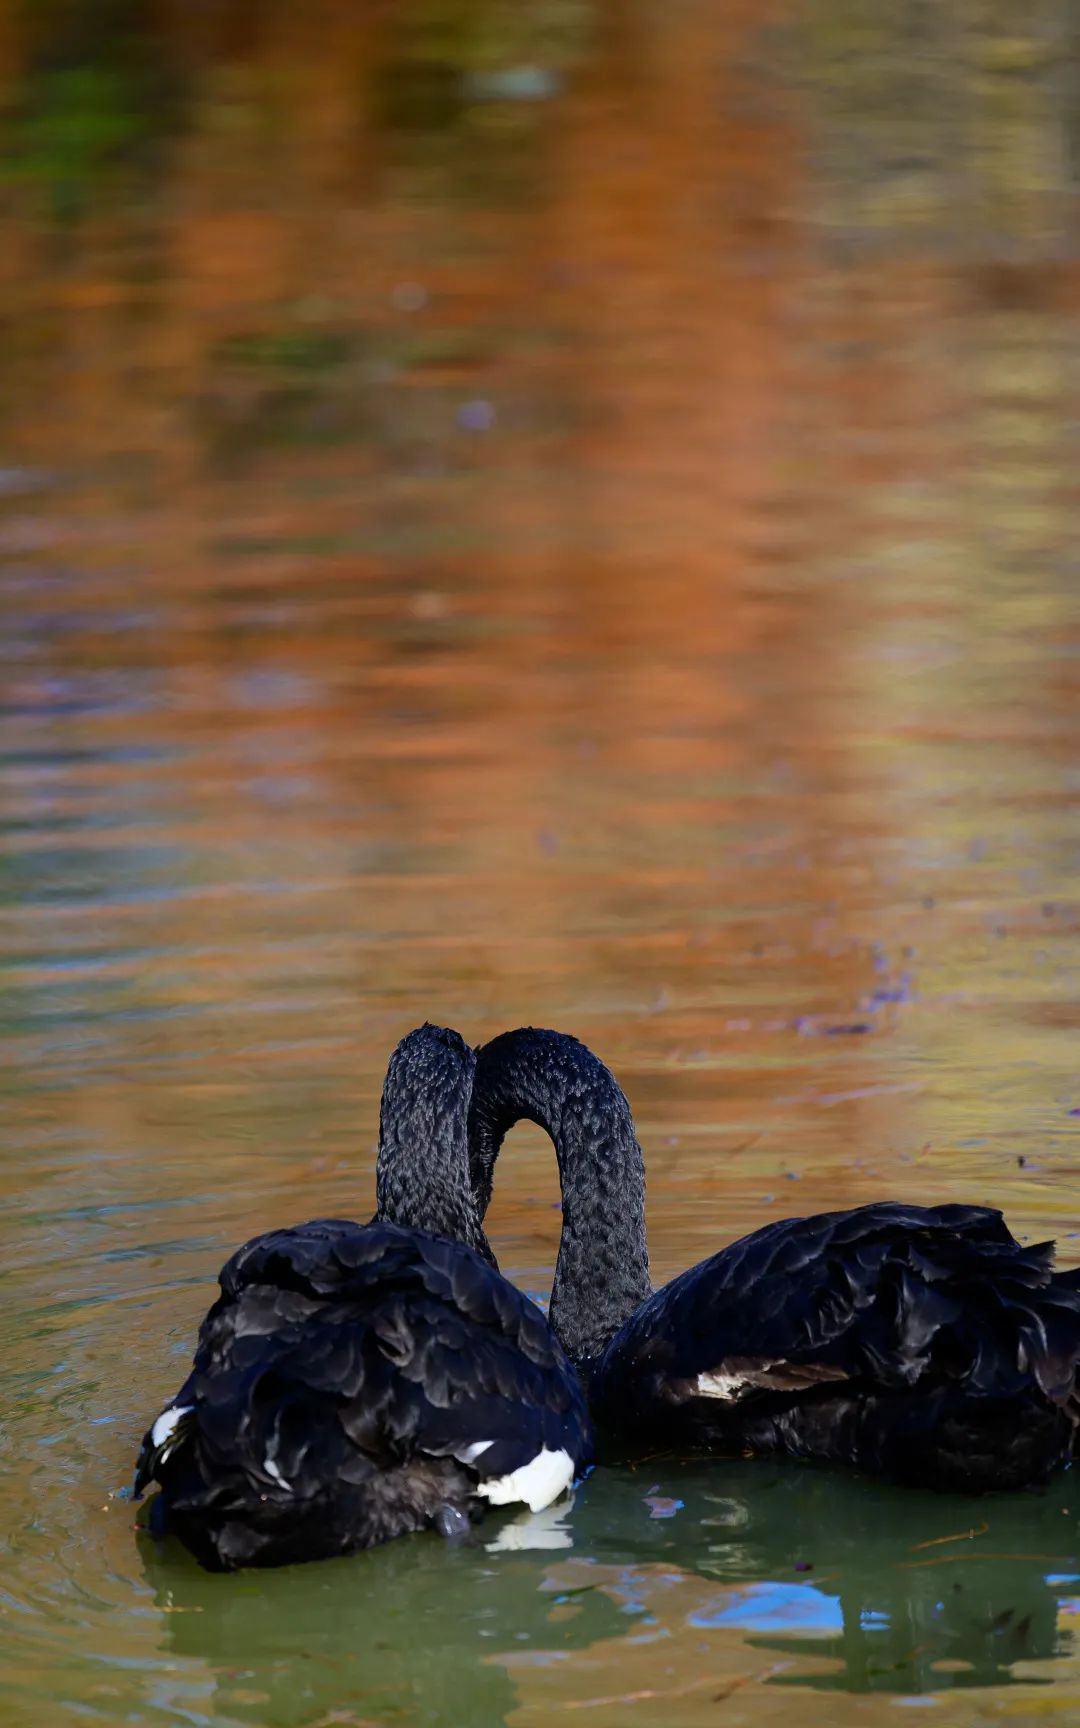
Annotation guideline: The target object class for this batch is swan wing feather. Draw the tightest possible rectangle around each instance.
[599,1201,1079,1414]
[135,1220,590,1567]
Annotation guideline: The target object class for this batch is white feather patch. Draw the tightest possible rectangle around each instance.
[693,1358,849,1401]
[263,1457,289,1487]
[694,1371,753,1401]
[457,1440,495,1466]
[151,1405,193,1453]
[475,1446,574,1513]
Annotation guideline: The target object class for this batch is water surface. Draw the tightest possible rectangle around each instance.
[1,2,1079,1723]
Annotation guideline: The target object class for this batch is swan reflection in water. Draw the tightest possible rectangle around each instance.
[143,1456,1080,1720]
[140,1502,626,1727]
[573,1459,1080,1694]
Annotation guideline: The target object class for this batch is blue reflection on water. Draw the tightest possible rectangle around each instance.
[689,1581,844,1634]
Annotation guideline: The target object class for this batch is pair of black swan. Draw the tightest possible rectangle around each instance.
[137,1024,1080,1569]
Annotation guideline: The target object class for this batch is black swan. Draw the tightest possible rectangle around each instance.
[134,1024,591,1570]
[468,1027,1080,1492]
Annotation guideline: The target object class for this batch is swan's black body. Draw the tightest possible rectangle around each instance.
[135,1026,590,1570]
[469,1027,1080,1492]
[594,1201,1080,1490]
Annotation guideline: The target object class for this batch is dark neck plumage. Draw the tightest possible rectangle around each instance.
[375,1023,496,1266]
[468,1027,651,1363]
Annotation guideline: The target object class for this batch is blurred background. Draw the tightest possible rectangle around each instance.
[2,3,1080,1725]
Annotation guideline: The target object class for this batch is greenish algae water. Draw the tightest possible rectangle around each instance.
[1,1,1079,1723]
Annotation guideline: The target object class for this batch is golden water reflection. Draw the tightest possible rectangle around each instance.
[1,2,1079,1724]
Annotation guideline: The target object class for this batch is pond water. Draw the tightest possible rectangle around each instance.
[1,3,1079,1724]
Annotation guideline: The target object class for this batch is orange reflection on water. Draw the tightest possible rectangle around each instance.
[1,1,1079,1723]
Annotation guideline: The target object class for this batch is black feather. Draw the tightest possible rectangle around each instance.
[470,1027,1080,1493]
[135,1025,590,1570]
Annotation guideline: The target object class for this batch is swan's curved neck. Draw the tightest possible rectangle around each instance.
[376,1024,495,1265]
[469,1028,651,1362]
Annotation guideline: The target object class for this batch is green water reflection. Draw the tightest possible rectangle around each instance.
[2,0,1079,1724]
[135,1463,1080,1725]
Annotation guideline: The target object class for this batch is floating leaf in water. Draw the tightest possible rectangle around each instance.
[644,1494,684,1520]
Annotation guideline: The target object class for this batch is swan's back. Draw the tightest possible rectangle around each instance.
[136,1219,590,1569]
[593,1201,1080,1490]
